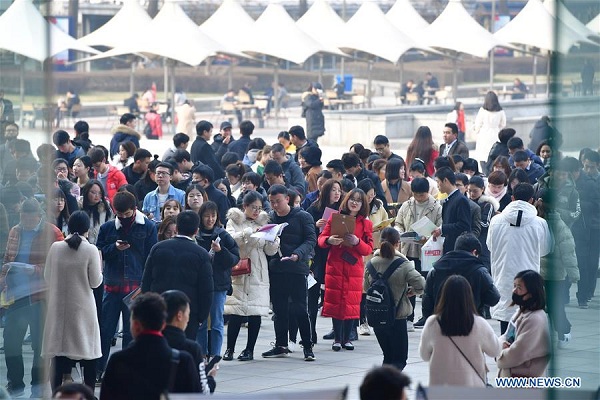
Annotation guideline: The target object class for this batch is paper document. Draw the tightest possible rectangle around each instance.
[321,207,338,232]
[251,223,288,242]
[410,217,437,238]
[373,217,395,231]
[307,274,317,289]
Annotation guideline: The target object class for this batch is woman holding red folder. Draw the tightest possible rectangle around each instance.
[318,188,373,352]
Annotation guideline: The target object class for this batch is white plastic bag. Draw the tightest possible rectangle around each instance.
[421,236,444,272]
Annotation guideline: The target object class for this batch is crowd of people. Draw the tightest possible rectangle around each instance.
[0,100,597,398]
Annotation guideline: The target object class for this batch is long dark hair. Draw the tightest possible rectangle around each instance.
[379,227,400,259]
[406,126,435,169]
[313,179,342,212]
[435,275,477,336]
[357,178,382,214]
[81,180,112,225]
[339,188,369,217]
[512,270,546,311]
[199,201,222,229]
[51,188,70,229]
[385,157,406,182]
[483,91,502,112]
[65,211,91,250]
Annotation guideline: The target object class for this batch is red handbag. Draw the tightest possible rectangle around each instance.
[231,258,251,277]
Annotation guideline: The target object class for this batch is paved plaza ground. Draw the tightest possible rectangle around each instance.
[2,112,598,399]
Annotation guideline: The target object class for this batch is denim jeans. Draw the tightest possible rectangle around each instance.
[97,291,132,373]
[3,300,45,390]
[196,290,227,357]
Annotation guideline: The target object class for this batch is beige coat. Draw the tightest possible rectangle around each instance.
[395,195,442,258]
[42,237,102,360]
[419,315,502,387]
[497,309,550,377]
[363,250,425,318]
[175,103,196,136]
[225,208,279,316]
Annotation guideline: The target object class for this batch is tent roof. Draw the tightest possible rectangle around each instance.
[78,0,153,47]
[543,0,599,39]
[339,2,433,63]
[386,0,429,32]
[0,0,99,62]
[79,1,227,66]
[296,0,347,53]
[200,0,255,54]
[588,13,600,35]
[495,0,591,54]
[242,3,326,64]
[421,0,504,58]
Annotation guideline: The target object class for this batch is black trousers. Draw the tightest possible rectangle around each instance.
[51,356,96,391]
[374,319,409,370]
[574,227,600,303]
[269,273,312,348]
[290,282,319,344]
[227,315,261,353]
[545,280,571,339]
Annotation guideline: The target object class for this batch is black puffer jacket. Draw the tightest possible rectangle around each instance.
[422,250,500,318]
[196,226,240,291]
[268,206,316,276]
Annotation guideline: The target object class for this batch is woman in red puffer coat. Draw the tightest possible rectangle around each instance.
[318,188,373,352]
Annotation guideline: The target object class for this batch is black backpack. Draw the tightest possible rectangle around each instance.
[365,257,406,328]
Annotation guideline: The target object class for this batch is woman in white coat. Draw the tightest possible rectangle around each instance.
[42,211,103,392]
[224,191,280,361]
[474,91,506,163]
[175,100,196,136]
[419,275,501,387]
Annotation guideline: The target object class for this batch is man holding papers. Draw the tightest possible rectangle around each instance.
[262,185,317,362]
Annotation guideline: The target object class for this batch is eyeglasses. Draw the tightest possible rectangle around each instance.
[89,190,102,196]
[54,167,68,173]
[249,206,263,212]
[156,171,171,177]
[349,198,362,205]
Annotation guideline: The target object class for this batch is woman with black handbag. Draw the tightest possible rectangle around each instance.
[419,275,501,386]
[224,191,280,361]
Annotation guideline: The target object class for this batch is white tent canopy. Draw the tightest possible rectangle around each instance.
[340,2,432,63]
[421,0,505,58]
[0,0,99,62]
[588,13,600,35]
[78,0,153,48]
[386,0,430,34]
[495,0,591,54]
[79,1,228,66]
[543,0,599,40]
[296,0,348,52]
[242,3,326,64]
[200,0,256,54]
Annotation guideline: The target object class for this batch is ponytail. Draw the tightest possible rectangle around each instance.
[65,233,83,250]
[379,227,400,259]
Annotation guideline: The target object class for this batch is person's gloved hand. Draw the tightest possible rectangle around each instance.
[344,234,359,246]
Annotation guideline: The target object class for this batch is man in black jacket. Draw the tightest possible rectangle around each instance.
[142,211,214,340]
[100,293,200,400]
[341,152,388,210]
[439,123,469,160]
[227,120,254,161]
[263,185,316,361]
[192,165,230,224]
[162,290,215,394]
[432,167,471,254]
[421,233,500,321]
[190,120,225,180]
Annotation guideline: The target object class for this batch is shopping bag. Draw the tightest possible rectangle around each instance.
[421,236,444,272]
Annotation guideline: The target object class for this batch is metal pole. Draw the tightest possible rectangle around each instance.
[163,57,168,103]
[228,63,233,90]
[318,54,324,87]
[546,54,551,98]
[452,58,458,102]
[19,56,25,128]
[367,60,373,108]
[274,64,280,126]
[532,54,538,98]
[489,0,496,90]
[171,62,176,135]
[130,61,135,95]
